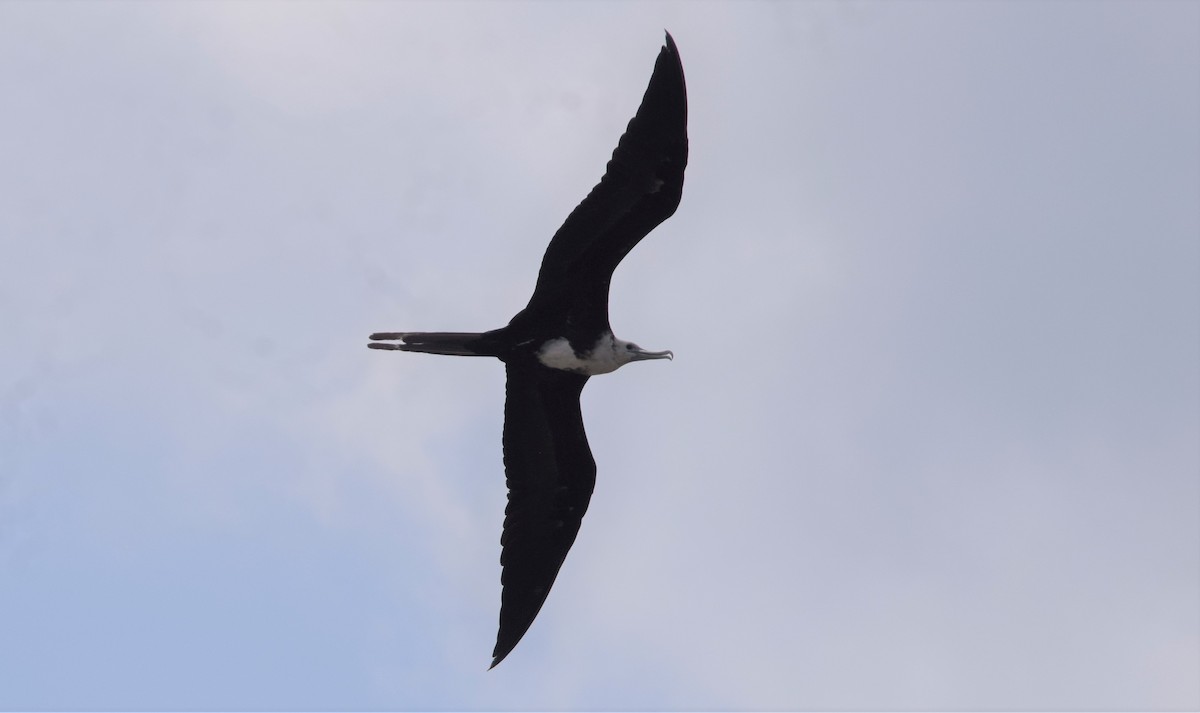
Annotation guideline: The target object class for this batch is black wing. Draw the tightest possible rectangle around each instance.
[517,32,688,332]
[492,364,595,667]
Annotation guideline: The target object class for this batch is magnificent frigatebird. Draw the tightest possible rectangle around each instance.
[368,32,687,668]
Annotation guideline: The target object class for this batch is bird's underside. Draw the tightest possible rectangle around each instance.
[368,32,687,668]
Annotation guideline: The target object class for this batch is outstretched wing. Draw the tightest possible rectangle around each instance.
[519,32,688,330]
[492,364,595,667]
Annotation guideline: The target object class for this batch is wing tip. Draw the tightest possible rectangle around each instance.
[662,29,679,57]
[655,31,685,98]
[489,642,515,669]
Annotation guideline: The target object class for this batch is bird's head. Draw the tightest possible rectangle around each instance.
[615,338,674,367]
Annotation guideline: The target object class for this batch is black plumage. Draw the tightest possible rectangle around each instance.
[368,32,687,667]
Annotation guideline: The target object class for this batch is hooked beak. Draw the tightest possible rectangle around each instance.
[631,348,674,363]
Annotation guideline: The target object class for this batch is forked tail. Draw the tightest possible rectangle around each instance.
[367,331,492,356]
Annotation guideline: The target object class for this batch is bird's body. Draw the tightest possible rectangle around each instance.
[369,32,687,668]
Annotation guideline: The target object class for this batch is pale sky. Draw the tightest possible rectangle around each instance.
[1,1,1197,709]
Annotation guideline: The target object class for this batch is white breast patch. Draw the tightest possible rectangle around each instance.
[536,334,622,375]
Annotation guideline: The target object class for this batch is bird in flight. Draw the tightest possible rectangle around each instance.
[369,32,687,668]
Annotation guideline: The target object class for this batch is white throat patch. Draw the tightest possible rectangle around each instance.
[536,333,624,375]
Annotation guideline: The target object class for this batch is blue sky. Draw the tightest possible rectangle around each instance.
[1,1,1197,709]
